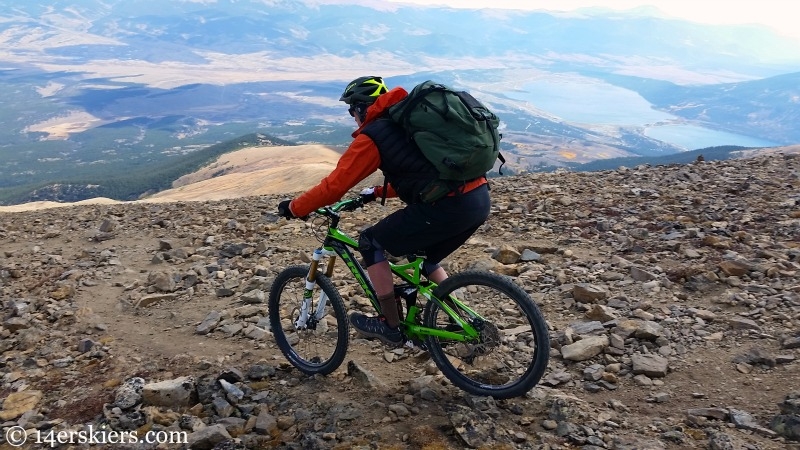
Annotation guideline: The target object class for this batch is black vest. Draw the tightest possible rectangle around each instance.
[360,118,439,204]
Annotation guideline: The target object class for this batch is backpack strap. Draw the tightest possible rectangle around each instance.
[396,83,449,129]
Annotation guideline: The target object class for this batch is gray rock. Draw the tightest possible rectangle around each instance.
[769,414,800,441]
[585,304,618,322]
[687,407,729,421]
[572,284,608,303]
[218,379,244,401]
[543,369,573,387]
[241,289,266,304]
[142,376,197,408]
[561,335,609,361]
[631,353,669,378]
[633,320,664,340]
[197,310,222,335]
[114,377,145,409]
[567,320,606,336]
[347,360,388,390]
[186,424,233,450]
[147,271,177,292]
[247,364,276,380]
[783,336,800,349]
[213,397,234,417]
[727,317,762,331]
[445,403,505,448]
[520,249,541,261]
[729,408,777,437]
[707,430,737,450]
[254,410,278,435]
[629,266,657,281]
[779,392,800,415]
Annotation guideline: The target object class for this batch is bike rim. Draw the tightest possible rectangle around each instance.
[427,279,547,396]
[273,270,345,373]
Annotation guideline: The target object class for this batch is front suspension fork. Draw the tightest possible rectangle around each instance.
[295,248,337,329]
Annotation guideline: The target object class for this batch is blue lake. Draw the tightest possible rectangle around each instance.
[643,124,779,150]
[507,79,780,150]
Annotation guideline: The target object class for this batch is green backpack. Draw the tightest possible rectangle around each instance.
[387,80,505,202]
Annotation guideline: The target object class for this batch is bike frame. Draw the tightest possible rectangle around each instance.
[302,199,482,343]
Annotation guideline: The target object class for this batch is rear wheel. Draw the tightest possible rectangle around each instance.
[423,270,550,399]
[268,265,349,375]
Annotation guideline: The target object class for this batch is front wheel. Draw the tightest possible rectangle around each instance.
[268,265,349,375]
[423,270,550,399]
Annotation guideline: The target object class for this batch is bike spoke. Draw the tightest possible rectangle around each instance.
[440,291,532,380]
[425,271,549,398]
[268,266,349,376]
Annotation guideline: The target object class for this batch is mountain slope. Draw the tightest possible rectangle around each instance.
[147,144,348,202]
[0,143,382,212]
[0,152,798,449]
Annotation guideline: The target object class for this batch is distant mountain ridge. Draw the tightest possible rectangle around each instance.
[3,140,797,213]
[596,72,800,144]
[7,1,797,72]
[1,0,799,205]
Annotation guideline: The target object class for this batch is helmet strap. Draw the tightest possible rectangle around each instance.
[354,103,369,122]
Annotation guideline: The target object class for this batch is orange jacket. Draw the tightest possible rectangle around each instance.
[288,87,407,217]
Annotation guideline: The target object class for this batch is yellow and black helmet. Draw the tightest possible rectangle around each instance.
[339,76,388,105]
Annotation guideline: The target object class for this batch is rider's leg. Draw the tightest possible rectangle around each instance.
[356,185,490,333]
[368,184,491,263]
[366,260,400,328]
[425,265,448,284]
[418,186,491,283]
[358,232,402,331]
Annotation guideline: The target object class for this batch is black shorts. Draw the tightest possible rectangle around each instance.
[365,184,491,264]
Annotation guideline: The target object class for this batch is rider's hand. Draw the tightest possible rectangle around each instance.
[278,199,309,221]
[277,199,296,219]
[360,187,377,204]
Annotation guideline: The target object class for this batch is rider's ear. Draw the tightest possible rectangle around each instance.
[354,104,368,122]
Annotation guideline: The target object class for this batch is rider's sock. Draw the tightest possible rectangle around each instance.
[378,293,400,328]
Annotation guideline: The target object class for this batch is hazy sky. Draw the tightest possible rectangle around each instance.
[385,0,800,41]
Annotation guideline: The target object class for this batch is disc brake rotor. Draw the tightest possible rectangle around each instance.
[456,320,501,363]
[291,307,318,331]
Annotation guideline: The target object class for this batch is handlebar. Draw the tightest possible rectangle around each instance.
[310,197,366,237]
[315,196,365,217]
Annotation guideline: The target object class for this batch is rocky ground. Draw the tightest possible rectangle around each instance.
[1,153,799,449]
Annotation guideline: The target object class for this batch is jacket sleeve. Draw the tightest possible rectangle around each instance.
[374,183,397,199]
[289,134,381,217]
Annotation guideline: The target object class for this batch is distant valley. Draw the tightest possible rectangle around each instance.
[1,0,799,205]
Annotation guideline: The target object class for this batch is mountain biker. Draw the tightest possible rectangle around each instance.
[277,76,491,347]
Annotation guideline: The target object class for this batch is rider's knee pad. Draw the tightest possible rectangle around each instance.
[358,229,385,267]
[423,261,441,277]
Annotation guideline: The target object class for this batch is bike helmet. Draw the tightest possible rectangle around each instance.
[339,76,388,105]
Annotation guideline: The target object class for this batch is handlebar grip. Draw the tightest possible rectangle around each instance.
[340,197,364,212]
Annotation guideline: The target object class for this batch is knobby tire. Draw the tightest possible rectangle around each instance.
[423,270,550,399]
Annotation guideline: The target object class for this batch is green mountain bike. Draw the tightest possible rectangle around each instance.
[268,197,550,399]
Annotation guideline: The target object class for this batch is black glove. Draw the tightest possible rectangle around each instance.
[360,187,377,204]
[277,199,295,219]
